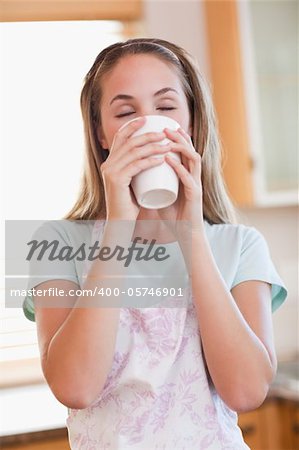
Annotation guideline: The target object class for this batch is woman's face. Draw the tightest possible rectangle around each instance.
[98,54,192,149]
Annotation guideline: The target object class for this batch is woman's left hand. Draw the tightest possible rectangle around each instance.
[158,127,204,235]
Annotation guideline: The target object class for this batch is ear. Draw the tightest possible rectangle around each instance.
[96,125,109,149]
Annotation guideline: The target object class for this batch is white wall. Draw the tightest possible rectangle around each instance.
[238,206,298,361]
[144,0,210,82]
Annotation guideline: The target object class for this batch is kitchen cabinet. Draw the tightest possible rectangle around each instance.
[238,408,265,449]
[0,0,142,22]
[294,402,299,450]
[279,398,299,450]
[238,397,299,450]
[204,0,297,208]
[0,428,70,450]
[1,437,69,450]
[238,399,281,450]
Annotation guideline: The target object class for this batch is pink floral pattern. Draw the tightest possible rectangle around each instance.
[66,221,250,449]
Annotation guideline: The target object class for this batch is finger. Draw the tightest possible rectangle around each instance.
[130,142,172,162]
[110,142,172,170]
[126,154,167,179]
[167,143,199,164]
[165,154,195,190]
[110,127,168,163]
[164,129,197,169]
[129,131,167,148]
[167,149,201,180]
[111,116,146,150]
[181,154,189,172]
[164,127,189,145]
[177,127,193,144]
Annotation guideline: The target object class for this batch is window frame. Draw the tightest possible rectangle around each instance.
[0,0,142,22]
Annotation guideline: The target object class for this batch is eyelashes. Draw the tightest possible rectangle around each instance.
[115,107,177,118]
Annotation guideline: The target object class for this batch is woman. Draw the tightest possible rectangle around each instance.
[23,38,287,449]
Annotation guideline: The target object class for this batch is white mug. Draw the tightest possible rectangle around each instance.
[118,115,181,209]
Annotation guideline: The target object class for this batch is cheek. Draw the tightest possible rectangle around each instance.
[184,111,193,136]
[175,112,191,135]
[99,115,117,149]
[173,99,192,133]
[105,128,116,148]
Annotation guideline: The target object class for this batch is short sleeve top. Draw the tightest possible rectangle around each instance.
[22,219,287,449]
[23,219,287,320]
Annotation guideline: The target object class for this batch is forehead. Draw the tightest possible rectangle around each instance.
[100,54,184,99]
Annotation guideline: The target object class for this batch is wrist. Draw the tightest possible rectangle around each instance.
[191,228,210,251]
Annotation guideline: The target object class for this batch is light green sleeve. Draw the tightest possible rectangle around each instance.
[231,226,288,312]
[23,220,80,322]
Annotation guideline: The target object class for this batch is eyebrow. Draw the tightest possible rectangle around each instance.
[109,87,179,106]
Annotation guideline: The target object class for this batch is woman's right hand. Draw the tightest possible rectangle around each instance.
[100,117,171,221]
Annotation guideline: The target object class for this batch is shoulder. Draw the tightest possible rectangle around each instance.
[204,220,258,247]
[204,220,287,311]
[30,219,94,245]
[204,220,270,264]
[204,220,265,246]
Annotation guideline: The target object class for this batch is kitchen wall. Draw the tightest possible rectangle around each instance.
[238,206,298,361]
[144,0,210,81]
[143,0,298,362]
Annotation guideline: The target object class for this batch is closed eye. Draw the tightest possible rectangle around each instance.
[157,107,176,111]
[115,111,135,118]
[115,107,176,118]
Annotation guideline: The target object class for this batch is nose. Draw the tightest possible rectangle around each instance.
[137,103,157,118]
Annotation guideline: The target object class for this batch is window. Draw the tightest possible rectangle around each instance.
[1,19,127,382]
[1,17,144,436]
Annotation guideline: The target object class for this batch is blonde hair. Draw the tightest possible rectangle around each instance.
[64,38,237,224]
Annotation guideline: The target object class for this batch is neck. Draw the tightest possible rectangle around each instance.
[137,208,160,221]
[134,207,176,243]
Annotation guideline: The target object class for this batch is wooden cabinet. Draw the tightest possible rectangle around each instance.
[204,0,253,207]
[293,402,299,450]
[279,398,299,450]
[0,0,142,22]
[0,428,70,450]
[238,408,265,450]
[204,0,297,208]
[1,437,69,450]
[238,397,299,450]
